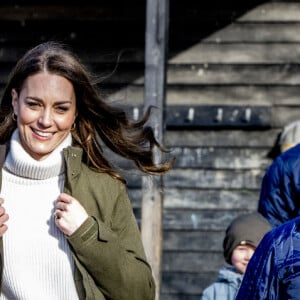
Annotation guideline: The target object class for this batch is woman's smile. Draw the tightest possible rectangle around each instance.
[32,129,54,137]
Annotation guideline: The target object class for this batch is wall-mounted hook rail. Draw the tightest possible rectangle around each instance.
[165,105,271,129]
[122,105,271,129]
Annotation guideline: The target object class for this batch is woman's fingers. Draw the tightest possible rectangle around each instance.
[54,193,88,236]
[0,199,8,236]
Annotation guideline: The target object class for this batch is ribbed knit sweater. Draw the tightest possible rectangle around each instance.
[0,130,79,300]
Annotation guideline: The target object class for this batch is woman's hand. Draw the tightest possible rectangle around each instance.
[55,193,88,236]
[0,198,9,237]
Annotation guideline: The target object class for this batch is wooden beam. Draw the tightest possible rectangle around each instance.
[141,0,169,299]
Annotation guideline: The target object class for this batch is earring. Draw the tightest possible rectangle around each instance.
[12,113,17,122]
[71,122,76,130]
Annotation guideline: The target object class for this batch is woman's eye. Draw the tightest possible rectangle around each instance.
[56,106,69,112]
[26,101,40,108]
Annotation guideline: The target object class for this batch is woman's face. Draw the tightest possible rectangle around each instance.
[12,72,77,160]
[231,244,255,274]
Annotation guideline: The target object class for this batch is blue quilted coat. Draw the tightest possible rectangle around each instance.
[258,143,300,227]
[235,217,300,299]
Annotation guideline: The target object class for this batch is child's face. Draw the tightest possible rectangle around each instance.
[231,244,255,274]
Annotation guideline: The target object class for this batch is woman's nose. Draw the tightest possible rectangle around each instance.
[38,110,53,127]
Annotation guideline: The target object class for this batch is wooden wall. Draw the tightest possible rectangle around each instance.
[1,1,300,299]
[161,1,300,299]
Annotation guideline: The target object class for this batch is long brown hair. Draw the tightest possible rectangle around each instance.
[0,41,172,181]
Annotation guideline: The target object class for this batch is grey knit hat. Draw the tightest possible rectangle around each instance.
[223,212,271,265]
[279,120,300,152]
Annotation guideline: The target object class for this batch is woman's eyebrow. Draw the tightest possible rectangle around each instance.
[25,96,73,104]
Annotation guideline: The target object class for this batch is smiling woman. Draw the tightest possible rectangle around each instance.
[11,73,77,160]
[0,41,172,300]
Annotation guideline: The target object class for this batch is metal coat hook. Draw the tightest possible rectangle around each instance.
[214,108,223,122]
[186,107,195,122]
[244,108,251,122]
[229,109,239,122]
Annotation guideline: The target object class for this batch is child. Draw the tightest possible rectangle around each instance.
[200,212,271,300]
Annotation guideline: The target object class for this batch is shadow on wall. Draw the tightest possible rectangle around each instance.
[169,0,268,51]
[0,0,270,97]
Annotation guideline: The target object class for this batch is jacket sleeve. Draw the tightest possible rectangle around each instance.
[200,284,215,300]
[258,156,296,227]
[67,184,155,300]
[200,282,228,300]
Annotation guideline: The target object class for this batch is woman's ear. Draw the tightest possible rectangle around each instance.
[11,89,18,115]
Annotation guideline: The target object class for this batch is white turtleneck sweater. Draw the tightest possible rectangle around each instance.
[0,130,79,300]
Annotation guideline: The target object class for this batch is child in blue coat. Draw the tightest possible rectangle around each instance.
[200,212,271,300]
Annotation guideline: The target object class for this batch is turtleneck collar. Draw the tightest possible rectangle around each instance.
[4,129,72,180]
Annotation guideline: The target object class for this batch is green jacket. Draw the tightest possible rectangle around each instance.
[0,145,155,300]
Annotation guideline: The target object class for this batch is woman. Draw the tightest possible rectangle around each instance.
[0,41,172,299]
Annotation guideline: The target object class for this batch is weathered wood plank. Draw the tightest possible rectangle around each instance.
[0,46,144,64]
[272,106,300,127]
[163,189,260,210]
[162,210,255,230]
[239,2,300,22]
[0,21,145,48]
[173,23,300,45]
[0,4,145,21]
[125,169,265,189]
[164,169,264,189]
[171,1,300,28]
[163,251,224,272]
[165,85,300,106]
[170,147,271,169]
[167,64,300,85]
[128,188,261,210]
[114,86,300,109]
[164,130,280,147]
[169,44,300,64]
[204,23,300,43]
[162,271,219,298]
[169,0,276,23]
[107,85,300,106]
[163,231,224,251]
